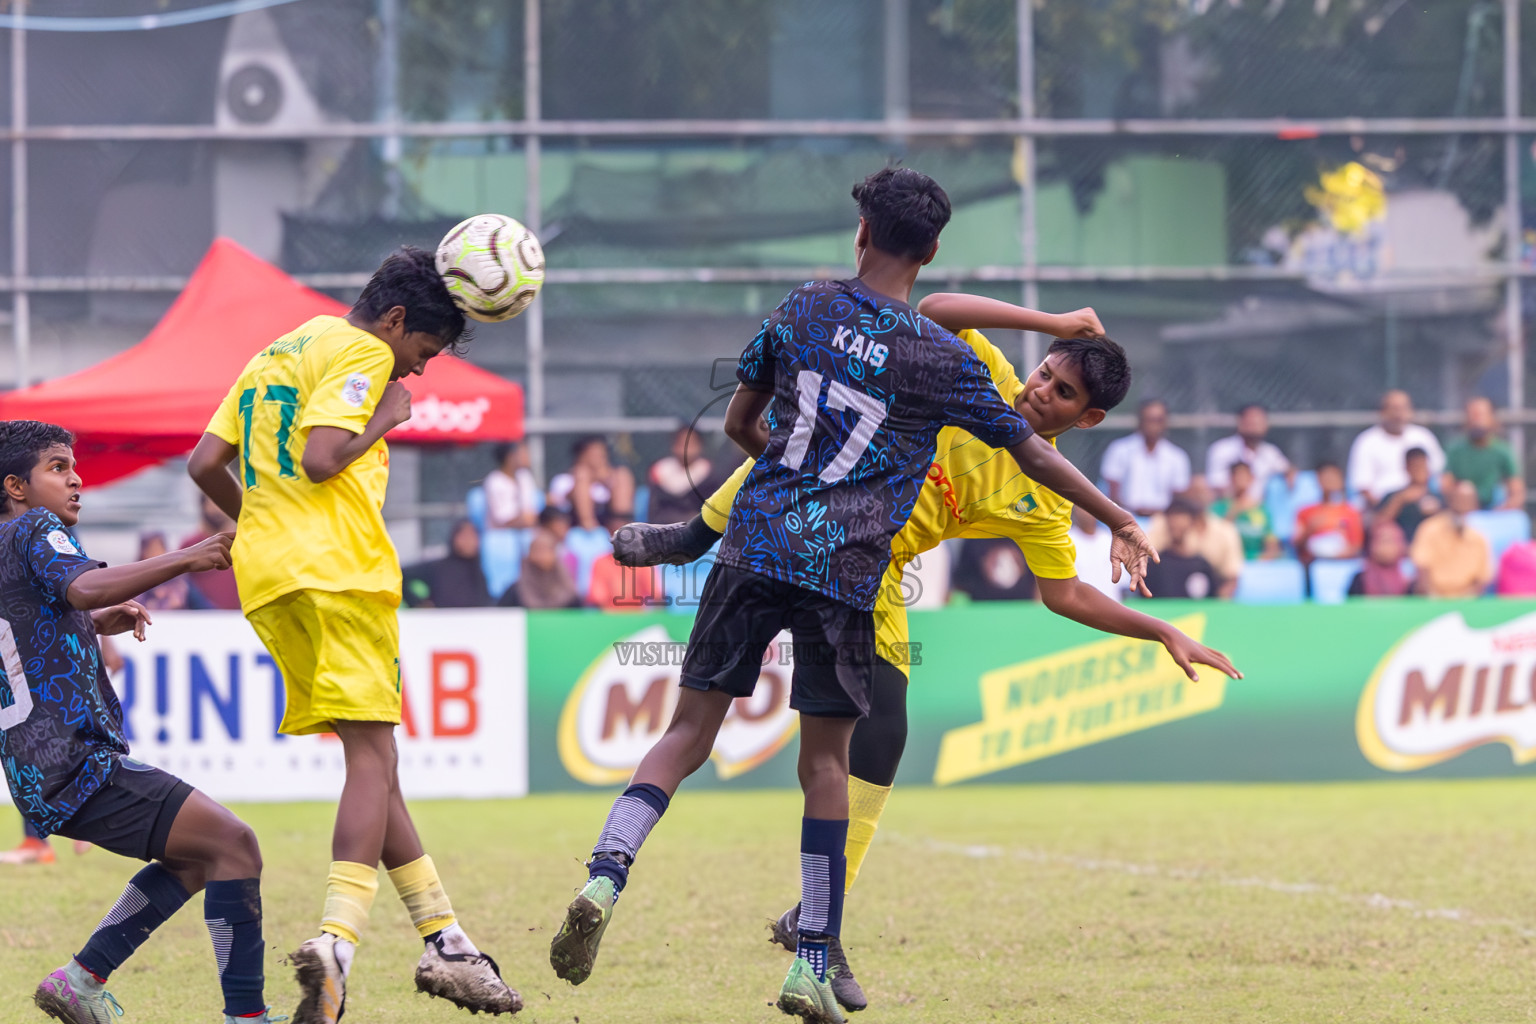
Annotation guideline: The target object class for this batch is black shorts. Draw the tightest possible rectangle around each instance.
[679,563,876,718]
[56,756,193,862]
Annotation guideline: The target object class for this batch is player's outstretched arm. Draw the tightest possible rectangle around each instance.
[66,535,232,611]
[1005,434,1157,594]
[917,293,1103,340]
[723,384,773,458]
[1035,576,1243,682]
[188,433,244,522]
[302,380,413,483]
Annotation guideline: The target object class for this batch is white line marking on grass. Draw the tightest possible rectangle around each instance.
[891,833,1536,938]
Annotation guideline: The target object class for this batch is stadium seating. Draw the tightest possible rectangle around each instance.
[565,526,616,595]
[1264,470,1321,548]
[1234,558,1306,604]
[1309,558,1364,604]
[1465,508,1532,569]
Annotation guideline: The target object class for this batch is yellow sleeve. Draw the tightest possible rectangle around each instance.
[298,342,394,434]
[701,457,753,533]
[205,378,244,445]
[956,329,1024,406]
[1013,501,1077,580]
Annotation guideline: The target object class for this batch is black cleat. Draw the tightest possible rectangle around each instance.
[611,520,715,567]
[768,905,867,1013]
[769,903,800,953]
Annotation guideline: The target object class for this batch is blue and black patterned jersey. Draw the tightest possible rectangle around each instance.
[0,508,123,836]
[716,279,1032,610]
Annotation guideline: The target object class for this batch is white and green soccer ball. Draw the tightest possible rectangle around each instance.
[435,213,546,322]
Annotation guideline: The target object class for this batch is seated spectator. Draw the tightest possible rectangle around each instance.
[1347,389,1444,506]
[484,441,541,529]
[1496,540,1536,596]
[1347,521,1413,597]
[179,495,240,610]
[1148,476,1243,598]
[648,426,714,525]
[403,519,493,608]
[1410,480,1492,598]
[498,527,583,609]
[588,517,666,611]
[1140,498,1219,600]
[548,435,636,530]
[1069,505,1124,602]
[1443,397,1525,510]
[1210,462,1279,560]
[136,533,210,610]
[537,504,581,581]
[1264,465,1323,551]
[1293,462,1364,566]
[1374,447,1442,542]
[1206,403,1289,501]
[951,538,1035,602]
[1098,398,1191,516]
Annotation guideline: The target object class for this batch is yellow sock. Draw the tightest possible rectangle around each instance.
[844,776,892,894]
[321,861,379,945]
[387,854,457,939]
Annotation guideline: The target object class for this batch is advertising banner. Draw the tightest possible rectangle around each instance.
[112,610,528,802]
[524,601,1536,790]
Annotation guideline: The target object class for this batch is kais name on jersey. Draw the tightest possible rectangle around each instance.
[830,324,889,368]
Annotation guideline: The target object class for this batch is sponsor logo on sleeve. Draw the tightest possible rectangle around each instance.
[46,530,79,555]
[341,373,372,408]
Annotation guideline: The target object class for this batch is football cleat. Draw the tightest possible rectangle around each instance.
[611,521,713,567]
[769,903,799,952]
[288,934,346,1024]
[33,962,124,1024]
[549,875,618,985]
[415,935,522,1015]
[768,906,867,1011]
[776,956,846,1024]
[225,1011,288,1024]
[2,836,56,864]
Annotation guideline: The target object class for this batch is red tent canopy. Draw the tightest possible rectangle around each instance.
[0,238,524,484]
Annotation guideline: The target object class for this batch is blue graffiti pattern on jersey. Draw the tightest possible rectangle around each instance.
[0,508,124,836]
[716,279,1032,610]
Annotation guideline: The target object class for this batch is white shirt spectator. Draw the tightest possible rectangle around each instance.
[1347,424,1445,503]
[1069,522,1125,602]
[484,466,540,528]
[1206,435,1289,500]
[1099,435,1191,513]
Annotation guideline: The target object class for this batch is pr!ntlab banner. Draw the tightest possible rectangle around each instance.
[109,610,528,802]
[523,601,1536,790]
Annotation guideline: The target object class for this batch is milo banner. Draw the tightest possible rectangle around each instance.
[525,601,1536,789]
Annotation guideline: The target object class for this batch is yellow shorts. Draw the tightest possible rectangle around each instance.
[246,589,401,736]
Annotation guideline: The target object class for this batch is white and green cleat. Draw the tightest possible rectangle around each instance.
[33,962,124,1024]
[549,876,618,985]
[776,956,846,1024]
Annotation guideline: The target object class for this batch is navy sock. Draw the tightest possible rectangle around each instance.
[23,818,41,840]
[205,878,265,1017]
[589,782,670,893]
[77,863,191,980]
[796,817,848,982]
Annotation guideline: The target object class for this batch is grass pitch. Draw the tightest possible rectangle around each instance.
[2,781,1534,1023]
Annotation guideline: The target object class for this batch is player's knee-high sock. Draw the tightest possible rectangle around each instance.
[843,660,907,892]
[588,782,669,892]
[844,776,892,893]
[320,861,379,947]
[387,854,481,956]
[796,817,848,982]
[76,863,191,980]
[204,878,265,1017]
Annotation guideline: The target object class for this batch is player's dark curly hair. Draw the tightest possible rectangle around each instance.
[1048,336,1132,412]
[851,167,952,262]
[0,420,74,512]
[351,246,473,353]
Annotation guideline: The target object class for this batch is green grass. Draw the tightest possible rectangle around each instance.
[3,781,1536,1023]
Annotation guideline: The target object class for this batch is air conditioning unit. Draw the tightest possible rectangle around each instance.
[216,7,325,133]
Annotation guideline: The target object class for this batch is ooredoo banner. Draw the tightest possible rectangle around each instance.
[112,610,528,802]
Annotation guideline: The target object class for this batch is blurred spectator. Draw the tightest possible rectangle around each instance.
[1374,447,1442,542]
[179,495,240,610]
[588,517,666,610]
[1347,390,1444,506]
[1443,397,1524,510]
[1206,403,1289,501]
[1098,399,1191,516]
[403,519,493,608]
[1140,498,1219,600]
[136,533,210,610]
[1069,506,1125,602]
[1210,462,1279,560]
[548,435,636,530]
[498,527,583,609]
[1264,465,1323,551]
[951,538,1035,602]
[484,441,541,529]
[1346,521,1413,597]
[1410,480,1492,598]
[1147,476,1242,598]
[1496,540,1536,596]
[537,505,581,581]
[1293,462,1364,566]
[648,426,714,525]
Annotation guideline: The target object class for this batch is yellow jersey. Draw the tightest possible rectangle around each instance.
[206,315,401,613]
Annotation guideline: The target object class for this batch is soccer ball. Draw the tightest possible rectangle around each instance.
[435,213,545,323]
